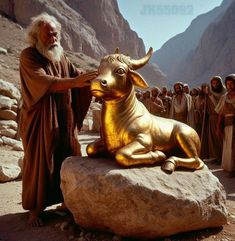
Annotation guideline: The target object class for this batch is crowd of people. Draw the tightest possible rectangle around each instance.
[136,76,235,176]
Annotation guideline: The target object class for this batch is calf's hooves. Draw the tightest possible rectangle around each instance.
[161,161,176,174]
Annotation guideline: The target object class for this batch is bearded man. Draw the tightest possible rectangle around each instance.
[149,87,165,116]
[19,13,98,226]
[169,82,194,126]
[205,76,226,162]
[216,74,235,174]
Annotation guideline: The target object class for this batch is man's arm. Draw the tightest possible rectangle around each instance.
[48,71,98,92]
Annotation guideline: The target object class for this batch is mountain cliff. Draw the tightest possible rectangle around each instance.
[64,0,145,59]
[178,0,235,86]
[0,0,166,87]
[151,0,232,87]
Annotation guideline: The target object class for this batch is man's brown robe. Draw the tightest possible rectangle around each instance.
[19,47,91,211]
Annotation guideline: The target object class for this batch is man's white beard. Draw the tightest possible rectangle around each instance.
[36,40,63,62]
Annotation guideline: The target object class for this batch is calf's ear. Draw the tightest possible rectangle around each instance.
[128,69,149,89]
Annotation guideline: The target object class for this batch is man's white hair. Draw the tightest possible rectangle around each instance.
[26,12,61,47]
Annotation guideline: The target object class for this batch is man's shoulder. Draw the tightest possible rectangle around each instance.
[21,47,36,55]
[20,47,40,60]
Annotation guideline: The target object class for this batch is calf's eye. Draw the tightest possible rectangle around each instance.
[115,68,126,75]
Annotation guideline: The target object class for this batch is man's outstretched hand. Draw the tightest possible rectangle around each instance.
[75,71,98,88]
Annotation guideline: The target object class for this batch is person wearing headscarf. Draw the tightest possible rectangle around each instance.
[215,74,235,174]
[194,83,209,140]
[149,86,165,116]
[169,82,194,127]
[204,76,226,162]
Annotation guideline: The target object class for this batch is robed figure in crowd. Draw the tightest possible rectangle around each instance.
[206,76,226,162]
[169,82,194,127]
[216,74,235,174]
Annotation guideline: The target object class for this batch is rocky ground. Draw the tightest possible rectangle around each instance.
[0,131,235,241]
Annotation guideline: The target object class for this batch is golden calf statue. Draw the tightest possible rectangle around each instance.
[86,47,204,173]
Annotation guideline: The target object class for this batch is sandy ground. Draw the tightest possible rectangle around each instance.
[0,131,235,241]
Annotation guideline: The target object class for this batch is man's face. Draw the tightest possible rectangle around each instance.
[174,84,183,94]
[143,91,150,98]
[36,22,63,62]
[211,79,221,92]
[38,22,59,48]
[226,80,235,93]
[135,92,141,99]
[191,89,196,96]
[151,89,158,97]
[161,87,167,95]
[183,85,189,94]
[167,90,173,97]
[202,86,209,95]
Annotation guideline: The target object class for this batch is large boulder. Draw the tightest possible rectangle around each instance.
[61,157,228,239]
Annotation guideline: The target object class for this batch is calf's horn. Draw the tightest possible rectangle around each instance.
[130,47,153,70]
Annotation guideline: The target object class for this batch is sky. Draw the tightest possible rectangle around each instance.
[117,0,223,51]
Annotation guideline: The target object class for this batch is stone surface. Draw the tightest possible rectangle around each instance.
[18,156,23,170]
[64,0,145,59]
[0,120,18,131]
[0,127,16,139]
[0,109,17,121]
[0,47,7,55]
[0,95,17,109]
[0,163,21,182]
[61,157,228,239]
[0,79,21,101]
[152,0,232,86]
[181,0,235,86]
[2,136,23,151]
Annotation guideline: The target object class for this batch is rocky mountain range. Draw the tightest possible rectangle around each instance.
[177,0,235,86]
[151,0,233,87]
[0,0,166,87]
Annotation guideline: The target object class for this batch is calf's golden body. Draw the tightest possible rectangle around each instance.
[86,48,204,172]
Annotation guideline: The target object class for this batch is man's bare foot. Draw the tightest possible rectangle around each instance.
[28,210,44,227]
